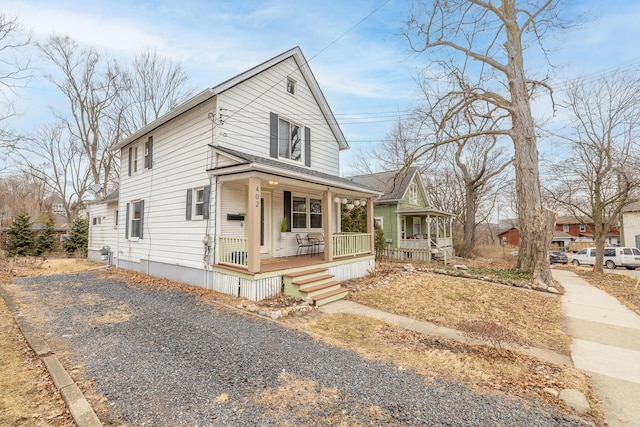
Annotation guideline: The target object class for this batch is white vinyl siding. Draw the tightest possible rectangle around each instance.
[118,100,215,266]
[215,57,340,175]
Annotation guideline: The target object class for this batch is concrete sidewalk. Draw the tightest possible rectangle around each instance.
[553,269,640,427]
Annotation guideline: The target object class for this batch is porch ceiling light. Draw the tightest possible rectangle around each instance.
[268,180,278,185]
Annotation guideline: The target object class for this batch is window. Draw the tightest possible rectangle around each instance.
[286,78,296,95]
[292,196,307,229]
[291,196,322,230]
[194,188,204,217]
[92,217,101,225]
[278,118,302,162]
[375,217,383,228]
[409,182,418,204]
[562,224,569,232]
[144,137,153,169]
[186,186,210,220]
[604,248,615,257]
[53,203,64,213]
[131,200,142,238]
[579,224,586,232]
[129,145,138,175]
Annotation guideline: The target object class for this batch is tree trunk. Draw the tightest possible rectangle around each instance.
[503,0,555,289]
[463,182,476,253]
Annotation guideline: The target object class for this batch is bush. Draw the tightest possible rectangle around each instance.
[34,214,57,256]
[6,213,34,256]
[63,217,88,257]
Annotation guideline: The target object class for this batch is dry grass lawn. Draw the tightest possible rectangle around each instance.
[347,269,570,354]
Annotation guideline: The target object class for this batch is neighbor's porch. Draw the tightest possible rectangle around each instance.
[387,208,455,262]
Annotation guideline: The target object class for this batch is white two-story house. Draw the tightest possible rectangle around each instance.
[88,47,380,305]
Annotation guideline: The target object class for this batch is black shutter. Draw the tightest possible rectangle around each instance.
[203,185,211,220]
[128,147,132,176]
[304,127,311,167]
[186,189,192,220]
[284,191,291,232]
[147,136,153,169]
[269,112,278,158]
[125,203,130,239]
[139,200,145,239]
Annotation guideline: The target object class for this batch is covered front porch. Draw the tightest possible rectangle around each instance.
[393,208,455,262]
[206,150,380,301]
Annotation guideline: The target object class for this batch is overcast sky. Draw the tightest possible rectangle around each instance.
[4,0,640,174]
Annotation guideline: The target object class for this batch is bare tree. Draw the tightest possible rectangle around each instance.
[19,123,91,223]
[545,70,640,272]
[0,172,47,227]
[37,35,124,193]
[118,48,196,134]
[0,13,31,156]
[402,0,570,289]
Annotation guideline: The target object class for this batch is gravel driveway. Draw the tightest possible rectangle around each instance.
[12,271,588,426]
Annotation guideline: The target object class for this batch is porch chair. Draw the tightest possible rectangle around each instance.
[307,233,324,256]
[296,234,313,256]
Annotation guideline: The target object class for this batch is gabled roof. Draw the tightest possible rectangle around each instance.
[556,215,591,225]
[348,167,419,202]
[113,46,348,151]
[208,146,380,195]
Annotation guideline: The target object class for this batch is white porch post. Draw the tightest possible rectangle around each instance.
[247,177,261,273]
[367,196,374,254]
[323,190,334,261]
[426,214,432,263]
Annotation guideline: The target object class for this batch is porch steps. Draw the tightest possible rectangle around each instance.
[282,268,348,307]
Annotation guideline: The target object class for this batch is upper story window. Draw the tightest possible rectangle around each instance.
[144,137,153,169]
[278,118,302,162]
[286,78,296,95]
[579,224,586,232]
[129,145,138,174]
[562,224,569,232]
[408,182,418,204]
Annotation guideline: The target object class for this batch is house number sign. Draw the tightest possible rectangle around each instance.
[254,186,261,208]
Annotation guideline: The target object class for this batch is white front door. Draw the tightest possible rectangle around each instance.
[400,217,406,239]
[260,193,271,254]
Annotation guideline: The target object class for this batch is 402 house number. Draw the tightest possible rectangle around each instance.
[254,186,261,207]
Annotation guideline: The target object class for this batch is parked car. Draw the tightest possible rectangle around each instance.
[549,251,568,264]
[571,246,640,269]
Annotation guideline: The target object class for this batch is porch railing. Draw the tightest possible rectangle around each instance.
[333,233,371,258]
[218,236,248,269]
[399,238,431,249]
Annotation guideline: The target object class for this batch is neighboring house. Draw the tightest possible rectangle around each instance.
[88,47,380,305]
[87,189,119,263]
[349,167,454,260]
[498,215,620,251]
[620,201,640,248]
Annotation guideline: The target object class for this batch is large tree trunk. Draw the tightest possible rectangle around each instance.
[504,0,556,290]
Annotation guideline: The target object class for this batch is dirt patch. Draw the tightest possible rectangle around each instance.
[0,297,74,427]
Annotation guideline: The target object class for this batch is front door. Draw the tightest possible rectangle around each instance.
[260,193,271,254]
[413,217,421,237]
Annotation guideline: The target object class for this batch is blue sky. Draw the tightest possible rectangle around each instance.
[4,0,640,174]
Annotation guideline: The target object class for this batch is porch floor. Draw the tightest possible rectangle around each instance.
[212,253,372,275]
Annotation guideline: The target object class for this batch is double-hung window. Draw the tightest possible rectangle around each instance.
[291,196,322,230]
[409,182,418,204]
[562,224,569,232]
[278,118,302,162]
[131,200,142,238]
[194,188,204,218]
[579,224,586,232]
[144,137,153,169]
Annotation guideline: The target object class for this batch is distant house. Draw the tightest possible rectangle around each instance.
[349,167,454,260]
[88,47,380,305]
[0,222,67,251]
[498,215,620,251]
[620,201,640,248]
